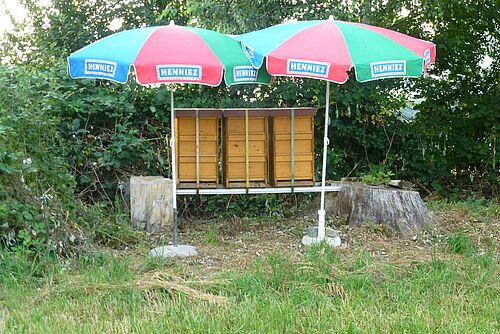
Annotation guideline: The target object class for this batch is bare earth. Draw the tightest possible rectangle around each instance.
[142,203,499,277]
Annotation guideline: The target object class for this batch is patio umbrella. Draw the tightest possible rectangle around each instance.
[236,16,436,242]
[68,21,271,251]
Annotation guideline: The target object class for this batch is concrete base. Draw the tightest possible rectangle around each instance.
[302,226,342,247]
[149,245,199,258]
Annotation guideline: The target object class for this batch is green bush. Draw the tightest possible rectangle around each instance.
[0,64,145,256]
[0,64,75,255]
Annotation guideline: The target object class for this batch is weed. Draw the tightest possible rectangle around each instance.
[303,243,338,283]
[445,232,476,255]
[365,221,393,236]
[360,165,395,185]
[353,248,374,270]
[203,225,222,246]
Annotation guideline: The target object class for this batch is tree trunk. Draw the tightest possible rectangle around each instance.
[130,176,173,233]
[326,182,435,237]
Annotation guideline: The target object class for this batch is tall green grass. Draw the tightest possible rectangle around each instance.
[1,244,498,333]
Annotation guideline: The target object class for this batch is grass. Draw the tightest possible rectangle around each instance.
[1,245,498,333]
[427,197,499,222]
[202,225,222,246]
[445,232,476,254]
[0,199,499,333]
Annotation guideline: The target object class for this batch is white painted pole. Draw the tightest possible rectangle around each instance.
[170,89,178,246]
[318,81,331,240]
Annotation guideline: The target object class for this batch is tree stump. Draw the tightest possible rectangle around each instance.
[326,182,435,236]
[130,176,173,233]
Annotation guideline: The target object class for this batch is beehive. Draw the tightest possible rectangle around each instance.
[270,108,316,187]
[223,109,269,188]
[175,109,221,188]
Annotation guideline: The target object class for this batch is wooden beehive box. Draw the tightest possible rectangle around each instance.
[175,109,221,188]
[222,109,270,188]
[269,108,316,187]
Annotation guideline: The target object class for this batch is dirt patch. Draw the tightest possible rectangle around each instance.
[141,202,499,277]
[174,217,306,272]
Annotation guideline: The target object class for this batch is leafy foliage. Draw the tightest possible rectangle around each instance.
[0,63,146,254]
[191,0,500,196]
[360,165,395,185]
[0,63,75,254]
[0,0,498,256]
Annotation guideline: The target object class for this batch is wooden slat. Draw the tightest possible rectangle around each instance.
[175,115,219,187]
[177,182,218,189]
[270,114,315,187]
[223,116,269,187]
[225,181,268,188]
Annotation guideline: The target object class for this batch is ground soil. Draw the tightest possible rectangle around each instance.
[144,203,499,277]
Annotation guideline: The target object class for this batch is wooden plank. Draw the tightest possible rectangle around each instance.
[270,114,315,187]
[175,115,219,187]
[273,180,315,187]
[223,116,269,187]
[225,181,268,188]
[177,182,218,189]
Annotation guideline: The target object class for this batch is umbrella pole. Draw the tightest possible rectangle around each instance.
[149,87,198,257]
[170,88,178,246]
[318,81,331,240]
